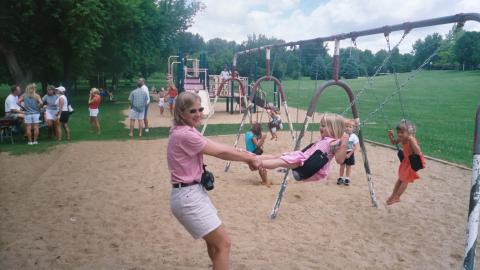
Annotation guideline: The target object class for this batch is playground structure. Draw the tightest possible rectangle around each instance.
[201,64,285,135]
[208,74,249,113]
[167,55,211,116]
[225,13,480,270]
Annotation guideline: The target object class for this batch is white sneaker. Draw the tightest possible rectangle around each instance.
[33,141,38,145]
[28,142,33,145]
[145,128,149,132]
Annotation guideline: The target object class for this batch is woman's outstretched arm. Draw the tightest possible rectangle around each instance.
[202,138,260,169]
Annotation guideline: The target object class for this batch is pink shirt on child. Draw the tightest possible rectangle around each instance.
[167,125,207,184]
[281,137,336,181]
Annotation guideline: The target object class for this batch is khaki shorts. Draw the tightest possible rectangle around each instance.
[170,184,221,239]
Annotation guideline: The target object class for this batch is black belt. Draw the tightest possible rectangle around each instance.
[172,182,199,188]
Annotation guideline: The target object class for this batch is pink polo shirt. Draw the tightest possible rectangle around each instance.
[167,125,207,184]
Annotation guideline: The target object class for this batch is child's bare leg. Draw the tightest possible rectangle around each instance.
[261,158,297,170]
[387,180,403,205]
[339,164,345,178]
[346,165,352,178]
[258,168,270,187]
[395,181,409,200]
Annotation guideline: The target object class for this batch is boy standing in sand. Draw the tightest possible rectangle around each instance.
[337,119,359,186]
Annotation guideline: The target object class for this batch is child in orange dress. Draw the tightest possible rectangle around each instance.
[386,120,426,205]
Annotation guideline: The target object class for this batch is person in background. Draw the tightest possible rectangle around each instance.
[337,119,359,186]
[245,123,270,187]
[18,83,43,145]
[128,83,149,137]
[55,86,71,141]
[167,83,178,116]
[267,106,283,141]
[4,85,25,120]
[220,64,231,82]
[158,88,166,116]
[42,85,59,139]
[138,77,150,132]
[88,88,101,134]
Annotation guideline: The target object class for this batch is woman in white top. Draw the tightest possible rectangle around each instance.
[42,85,59,139]
[158,88,165,115]
[55,86,71,140]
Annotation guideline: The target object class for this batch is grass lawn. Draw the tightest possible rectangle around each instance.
[0,70,479,167]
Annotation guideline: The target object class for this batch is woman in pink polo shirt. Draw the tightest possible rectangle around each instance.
[167,92,259,270]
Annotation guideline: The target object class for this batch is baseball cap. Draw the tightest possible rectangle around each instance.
[55,86,66,92]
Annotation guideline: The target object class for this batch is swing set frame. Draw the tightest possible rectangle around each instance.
[229,13,480,270]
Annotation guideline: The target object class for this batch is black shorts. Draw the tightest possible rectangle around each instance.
[343,152,355,166]
[59,111,70,123]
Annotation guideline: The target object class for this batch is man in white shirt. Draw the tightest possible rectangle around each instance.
[4,85,24,119]
[220,65,231,81]
[138,77,150,132]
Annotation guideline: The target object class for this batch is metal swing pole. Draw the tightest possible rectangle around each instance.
[463,105,480,270]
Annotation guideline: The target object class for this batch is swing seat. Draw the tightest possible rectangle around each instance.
[292,142,330,181]
[409,154,424,171]
[397,149,404,161]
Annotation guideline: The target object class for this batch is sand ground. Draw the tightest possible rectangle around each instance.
[0,131,475,270]
[123,100,311,128]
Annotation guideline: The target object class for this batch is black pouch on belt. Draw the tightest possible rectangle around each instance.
[201,164,215,191]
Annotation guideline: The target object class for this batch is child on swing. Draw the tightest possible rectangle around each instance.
[258,113,349,181]
[386,119,426,205]
[267,106,283,141]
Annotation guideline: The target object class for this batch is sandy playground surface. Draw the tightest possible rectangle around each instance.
[0,130,476,269]
[123,100,311,128]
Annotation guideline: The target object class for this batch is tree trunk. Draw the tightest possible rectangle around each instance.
[0,42,31,88]
[62,50,74,96]
[112,73,118,91]
[41,81,48,95]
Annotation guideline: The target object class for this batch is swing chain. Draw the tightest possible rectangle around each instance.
[361,24,460,127]
[340,30,409,116]
[360,46,440,126]
[384,32,408,120]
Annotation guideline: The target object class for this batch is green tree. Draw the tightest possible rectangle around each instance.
[412,33,443,68]
[299,42,328,76]
[0,0,201,90]
[358,50,375,76]
[454,31,480,70]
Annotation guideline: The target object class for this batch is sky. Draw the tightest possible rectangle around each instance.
[188,0,480,54]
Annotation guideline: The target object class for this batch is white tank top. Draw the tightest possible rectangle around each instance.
[55,95,68,111]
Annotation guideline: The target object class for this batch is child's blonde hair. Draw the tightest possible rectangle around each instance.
[318,113,345,139]
[90,88,100,95]
[344,118,356,127]
[396,119,416,135]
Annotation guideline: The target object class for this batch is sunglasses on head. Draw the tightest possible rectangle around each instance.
[189,107,204,114]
